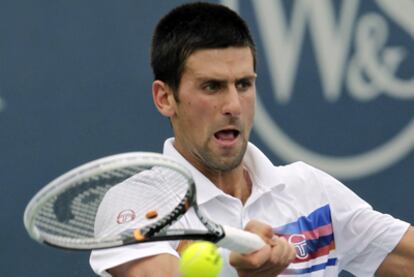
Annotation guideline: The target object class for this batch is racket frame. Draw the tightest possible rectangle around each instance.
[23,152,227,250]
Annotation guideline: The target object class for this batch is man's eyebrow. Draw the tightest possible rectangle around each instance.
[195,78,226,88]
[237,74,257,80]
[195,73,257,82]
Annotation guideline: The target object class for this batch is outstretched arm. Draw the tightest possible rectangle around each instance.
[108,254,180,277]
[376,226,414,276]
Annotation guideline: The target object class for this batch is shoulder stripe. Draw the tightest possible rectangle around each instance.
[282,258,338,274]
[274,204,332,234]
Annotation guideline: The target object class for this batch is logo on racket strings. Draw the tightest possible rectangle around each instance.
[117,209,136,224]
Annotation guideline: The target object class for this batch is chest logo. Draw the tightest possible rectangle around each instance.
[288,234,309,260]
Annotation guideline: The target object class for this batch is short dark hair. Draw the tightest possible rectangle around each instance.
[151,2,256,100]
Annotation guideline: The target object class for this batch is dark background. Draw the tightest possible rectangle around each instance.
[0,0,412,276]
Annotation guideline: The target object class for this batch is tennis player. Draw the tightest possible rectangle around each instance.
[90,2,414,276]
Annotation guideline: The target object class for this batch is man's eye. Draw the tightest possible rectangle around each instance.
[203,82,221,92]
[236,80,252,91]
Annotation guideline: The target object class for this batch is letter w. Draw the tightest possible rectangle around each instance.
[253,0,359,103]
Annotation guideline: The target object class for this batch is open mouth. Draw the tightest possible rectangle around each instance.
[214,129,240,141]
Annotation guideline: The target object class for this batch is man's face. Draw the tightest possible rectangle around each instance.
[171,47,256,173]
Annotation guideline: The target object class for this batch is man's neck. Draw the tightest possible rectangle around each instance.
[208,166,252,204]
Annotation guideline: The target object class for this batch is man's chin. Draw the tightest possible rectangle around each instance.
[203,138,248,170]
[210,150,246,171]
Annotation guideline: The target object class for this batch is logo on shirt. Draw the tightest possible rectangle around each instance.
[116,209,136,224]
[223,0,414,179]
[273,205,337,274]
[288,234,309,260]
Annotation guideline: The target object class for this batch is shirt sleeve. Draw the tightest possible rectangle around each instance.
[312,166,410,276]
[90,242,179,277]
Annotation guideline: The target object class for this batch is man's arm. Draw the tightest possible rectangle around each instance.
[108,254,180,277]
[376,226,414,276]
[107,220,295,277]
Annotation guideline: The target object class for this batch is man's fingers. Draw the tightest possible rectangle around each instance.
[244,220,274,242]
[229,244,272,270]
[230,236,296,270]
[230,220,297,276]
[269,236,296,266]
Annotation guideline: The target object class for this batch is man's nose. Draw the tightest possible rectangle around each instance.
[221,86,241,117]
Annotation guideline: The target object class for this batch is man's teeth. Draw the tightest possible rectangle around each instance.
[215,130,238,140]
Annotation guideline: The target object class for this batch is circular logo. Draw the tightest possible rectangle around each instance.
[224,0,414,179]
[255,99,414,179]
[116,209,136,224]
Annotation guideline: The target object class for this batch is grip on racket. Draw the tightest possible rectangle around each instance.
[217,225,266,254]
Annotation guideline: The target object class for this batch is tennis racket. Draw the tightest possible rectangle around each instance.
[23,152,265,253]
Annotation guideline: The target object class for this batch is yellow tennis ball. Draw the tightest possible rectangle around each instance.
[179,241,223,277]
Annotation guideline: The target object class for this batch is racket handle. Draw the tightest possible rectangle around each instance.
[217,225,266,254]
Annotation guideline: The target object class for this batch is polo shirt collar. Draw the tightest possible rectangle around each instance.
[162,138,285,205]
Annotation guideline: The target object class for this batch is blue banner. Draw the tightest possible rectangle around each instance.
[0,1,412,276]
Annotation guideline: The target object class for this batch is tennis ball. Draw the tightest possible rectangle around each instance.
[179,241,223,277]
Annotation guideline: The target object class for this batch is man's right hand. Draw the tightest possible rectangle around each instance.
[229,220,296,277]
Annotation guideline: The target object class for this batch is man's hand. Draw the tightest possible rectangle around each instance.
[229,220,296,277]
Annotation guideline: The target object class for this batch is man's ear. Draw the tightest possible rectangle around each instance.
[152,80,176,117]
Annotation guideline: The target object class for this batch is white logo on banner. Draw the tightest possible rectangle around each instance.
[0,96,5,113]
[223,0,414,179]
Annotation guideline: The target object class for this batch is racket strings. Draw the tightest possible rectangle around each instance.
[30,160,194,249]
[34,166,147,240]
[95,166,191,240]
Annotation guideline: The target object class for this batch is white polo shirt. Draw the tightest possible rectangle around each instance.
[90,138,409,276]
